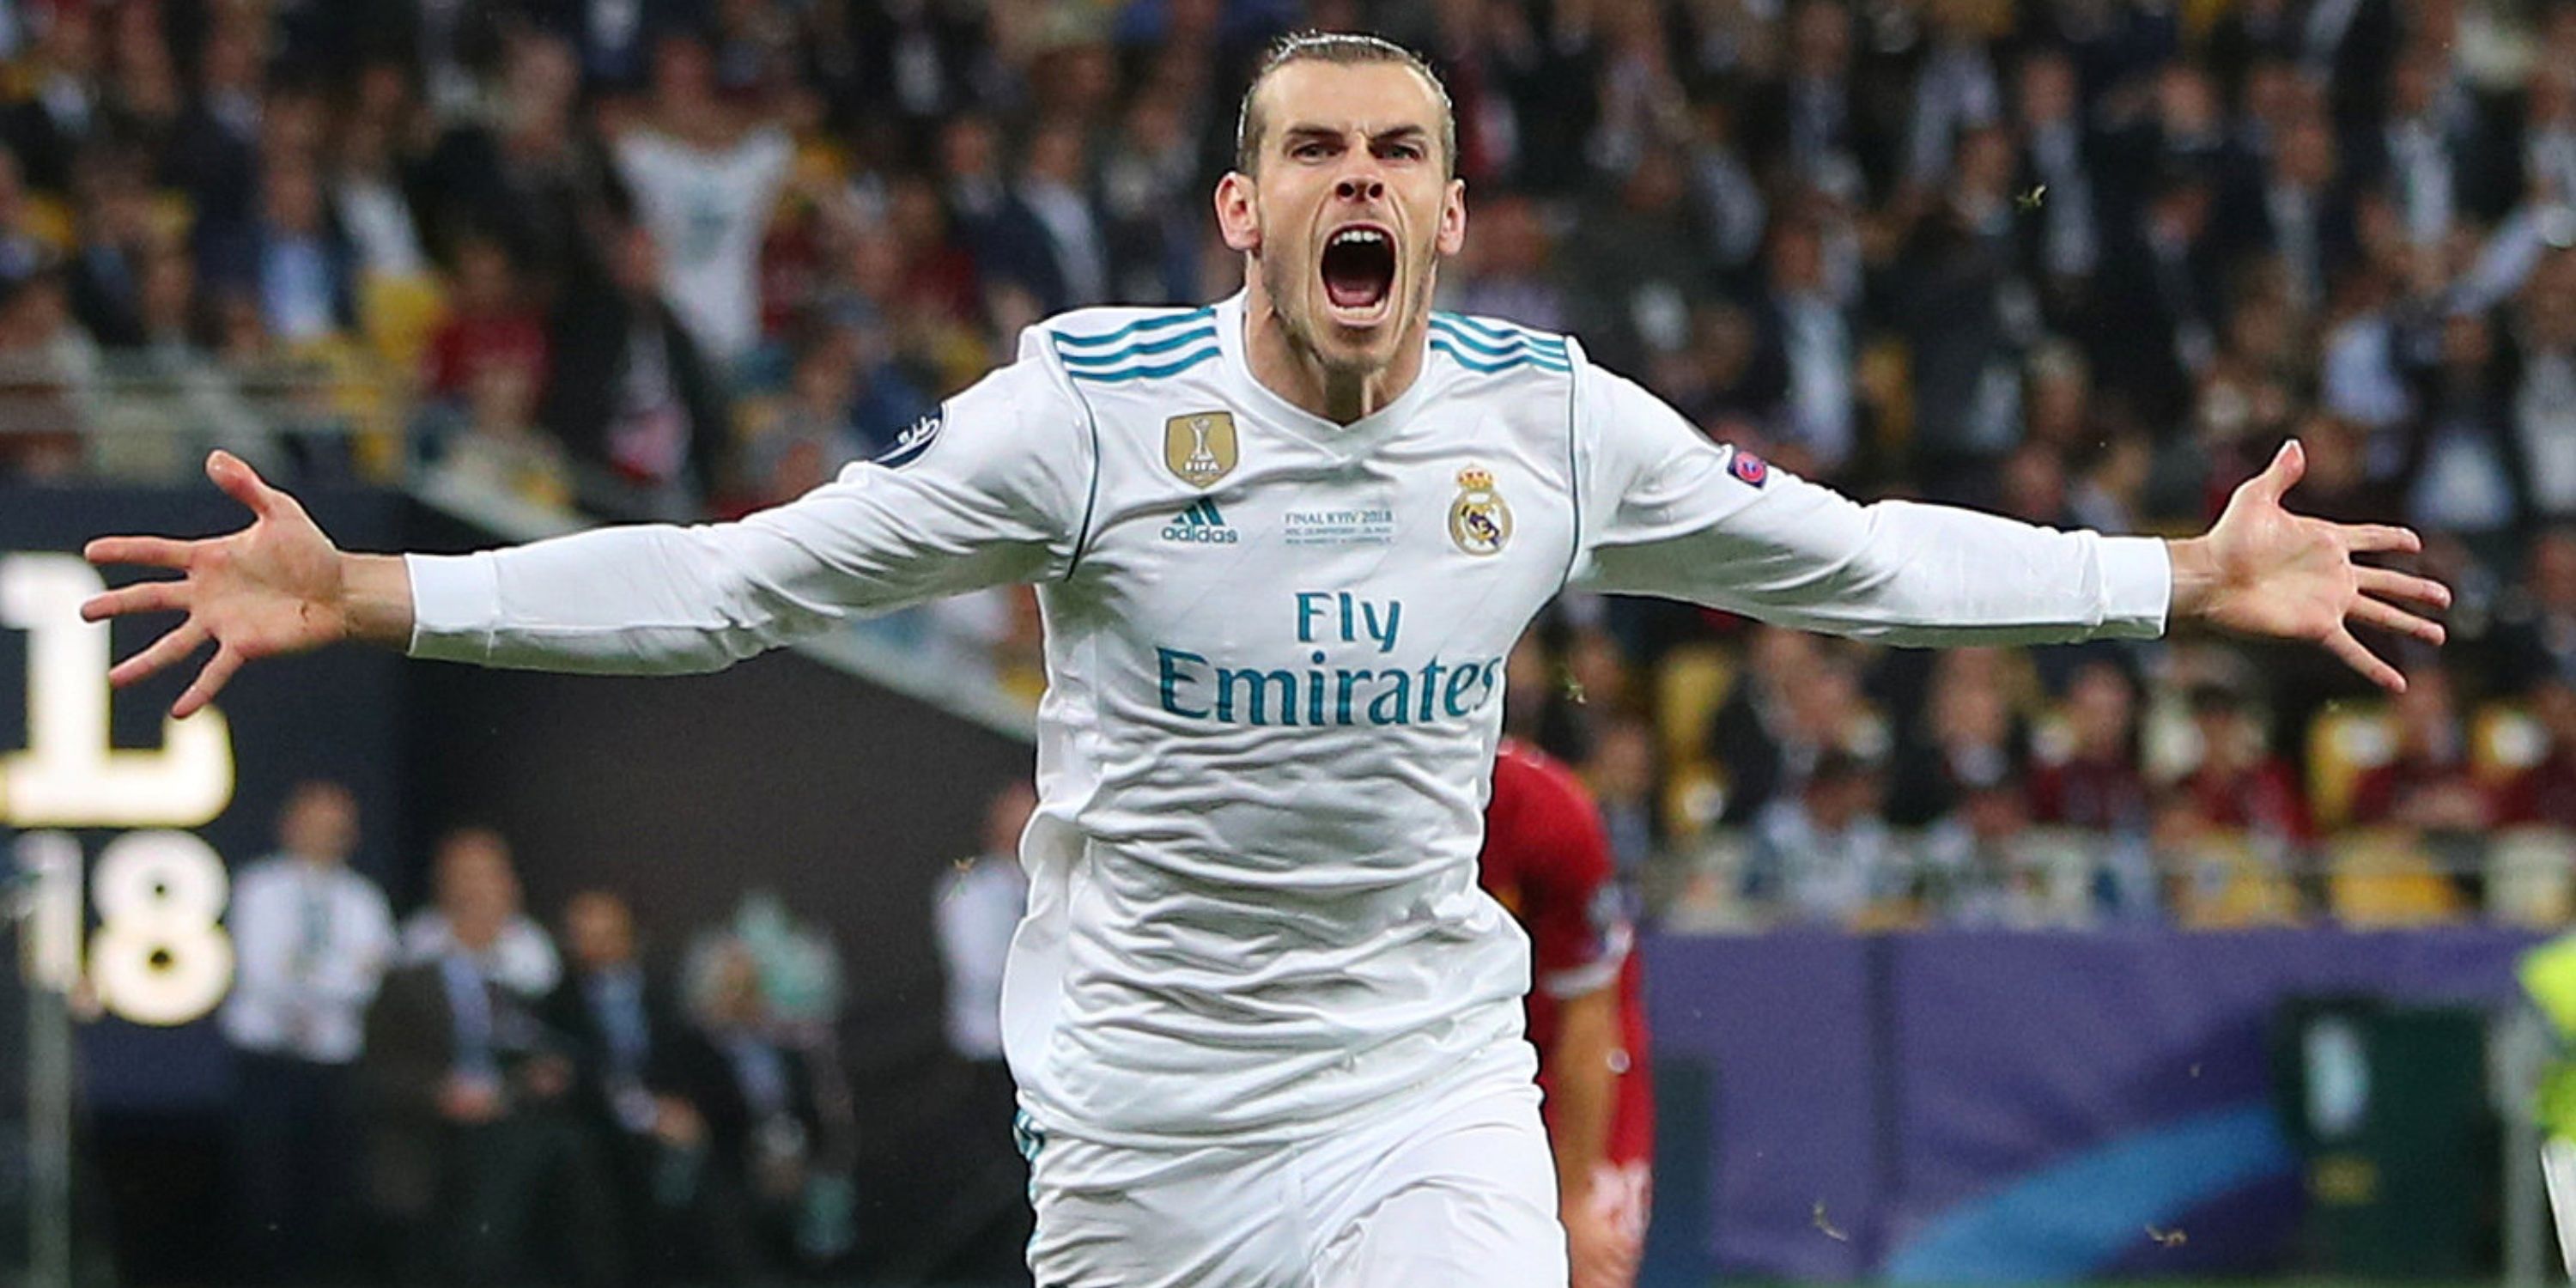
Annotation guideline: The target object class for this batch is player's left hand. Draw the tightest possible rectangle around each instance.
[2170,439,2451,693]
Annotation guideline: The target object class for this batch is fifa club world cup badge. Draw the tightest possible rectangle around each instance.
[1449,465,1513,556]
[1164,411,1239,489]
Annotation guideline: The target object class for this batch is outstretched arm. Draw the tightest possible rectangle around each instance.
[84,351,1087,715]
[1574,360,2449,691]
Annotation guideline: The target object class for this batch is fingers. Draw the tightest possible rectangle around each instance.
[2325,625,2407,694]
[108,621,208,689]
[82,534,196,569]
[173,645,243,720]
[2248,438,2306,503]
[2337,522,2423,556]
[206,450,279,519]
[2351,595,2446,646]
[78,578,187,623]
[2358,565,2451,610]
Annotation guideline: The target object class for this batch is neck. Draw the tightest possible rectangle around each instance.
[1239,283,1427,425]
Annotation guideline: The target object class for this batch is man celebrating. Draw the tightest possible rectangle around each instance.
[85,32,2444,1288]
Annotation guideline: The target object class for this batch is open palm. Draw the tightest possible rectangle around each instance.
[81,451,349,717]
[2187,440,2450,692]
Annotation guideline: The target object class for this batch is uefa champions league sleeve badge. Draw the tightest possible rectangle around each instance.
[1448,465,1512,556]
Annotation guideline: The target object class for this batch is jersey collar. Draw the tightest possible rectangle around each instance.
[1215,291,1442,460]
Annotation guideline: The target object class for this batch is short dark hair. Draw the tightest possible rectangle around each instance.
[1234,31,1456,178]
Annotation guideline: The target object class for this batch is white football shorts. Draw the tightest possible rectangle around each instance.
[1019,1052,1566,1287]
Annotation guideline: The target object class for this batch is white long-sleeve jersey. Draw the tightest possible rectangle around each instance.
[406,291,2170,1145]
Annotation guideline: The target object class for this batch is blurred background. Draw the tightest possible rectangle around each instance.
[0,0,2573,1284]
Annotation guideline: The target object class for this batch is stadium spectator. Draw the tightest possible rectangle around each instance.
[542,889,679,1147]
[3,0,97,194]
[423,235,547,407]
[66,148,161,349]
[0,261,94,478]
[197,154,355,348]
[2180,684,2315,846]
[1005,119,1110,313]
[1705,629,1874,825]
[2498,527,2576,691]
[324,60,430,287]
[399,826,563,1000]
[2349,665,2490,831]
[1917,773,2073,929]
[542,217,730,519]
[736,324,872,509]
[2092,164,2223,433]
[1886,646,2029,826]
[1744,750,1906,927]
[1749,211,1859,477]
[363,858,623,1288]
[927,780,1041,1274]
[2027,659,2150,835]
[663,937,829,1280]
[220,780,396,1284]
[416,32,598,286]
[539,889,738,1284]
[934,781,1034,1069]
[611,31,793,370]
[1584,716,1661,890]
[2502,677,2576,829]
[1439,191,1560,332]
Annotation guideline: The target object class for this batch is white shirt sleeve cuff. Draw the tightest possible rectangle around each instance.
[2096,535,2172,639]
[404,552,500,662]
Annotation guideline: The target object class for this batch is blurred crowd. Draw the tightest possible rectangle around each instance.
[228,781,884,1287]
[2,0,2576,924]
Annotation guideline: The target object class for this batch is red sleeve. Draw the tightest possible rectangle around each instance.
[1485,746,1630,1000]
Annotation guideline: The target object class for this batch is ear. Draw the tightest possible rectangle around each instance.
[1435,176,1467,258]
[1215,171,1261,253]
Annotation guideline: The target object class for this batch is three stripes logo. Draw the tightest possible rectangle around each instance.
[1160,497,1239,544]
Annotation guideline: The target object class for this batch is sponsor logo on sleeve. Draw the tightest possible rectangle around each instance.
[875,408,945,469]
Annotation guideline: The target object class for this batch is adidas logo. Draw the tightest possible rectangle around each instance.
[1160,497,1240,544]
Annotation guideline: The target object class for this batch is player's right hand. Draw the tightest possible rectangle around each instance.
[1564,1195,1640,1288]
[79,450,350,719]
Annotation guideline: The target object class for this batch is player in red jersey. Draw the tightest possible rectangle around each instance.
[1481,737,1654,1288]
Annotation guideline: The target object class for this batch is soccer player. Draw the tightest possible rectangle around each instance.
[1481,738,1652,1288]
[83,32,2447,1288]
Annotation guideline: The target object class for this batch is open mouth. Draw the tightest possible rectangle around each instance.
[1320,223,1396,322]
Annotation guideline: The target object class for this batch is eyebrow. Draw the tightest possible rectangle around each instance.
[1279,123,1433,149]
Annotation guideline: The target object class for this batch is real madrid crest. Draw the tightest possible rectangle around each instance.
[1163,411,1238,489]
[1448,465,1512,556]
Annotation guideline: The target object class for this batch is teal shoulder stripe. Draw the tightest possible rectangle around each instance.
[1011,1109,1047,1163]
[1053,307,1217,349]
[1066,346,1220,383]
[1433,311,1566,351]
[1057,326,1216,368]
[1429,317,1565,359]
[1432,339,1570,375]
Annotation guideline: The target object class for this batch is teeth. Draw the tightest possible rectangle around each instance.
[1331,228,1388,247]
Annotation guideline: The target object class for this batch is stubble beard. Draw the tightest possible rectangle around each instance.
[1257,228,1437,387]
